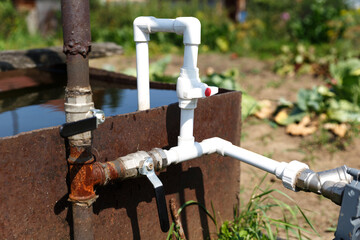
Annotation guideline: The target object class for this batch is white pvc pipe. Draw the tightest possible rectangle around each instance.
[165,137,309,191]
[178,109,195,146]
[166,137,280,174]
[133,16,201,111]
[223,144,280,174]
[148,18,176,33]
[165,142,204,164]
[136,42,150,110]
[183,45,198,68]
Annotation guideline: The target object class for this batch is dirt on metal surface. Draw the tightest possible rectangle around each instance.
[0,69,241,239]
[61,0,91,57]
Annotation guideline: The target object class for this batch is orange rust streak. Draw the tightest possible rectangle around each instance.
[69,160,126,202]
[106,162,122,180]
[68,146,126,202]
[69,164,97,201]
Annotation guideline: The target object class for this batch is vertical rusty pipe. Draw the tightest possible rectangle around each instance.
[61,0,95,239]
[72,204,95,240]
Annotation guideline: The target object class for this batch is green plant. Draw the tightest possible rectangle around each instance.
[275,82,360,127]
[0,0,62,50]
[330,58,360,105]
[122,55,177,83]
[287,0,348,44]
[201,69,240,91]
[201,69,262,120]
[0,0,26,39]
[217,175,317,239]
[273,43,337,77]
[167,200,218,240]
[167,175,316,240]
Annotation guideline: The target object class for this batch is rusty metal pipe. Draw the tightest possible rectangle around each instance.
[61,0,95,238]
[72,204,94,240]
[61,0,91,60]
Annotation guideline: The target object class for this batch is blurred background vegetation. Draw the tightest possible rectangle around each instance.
[1,0,359,59]
[3,0,360,129]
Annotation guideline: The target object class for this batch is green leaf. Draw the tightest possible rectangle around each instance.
[242,93,259,120]
[177,200,217,225]
[327,98,360,122]
[215,37,229,52]
[296,87,325,113]
[286,108,307,125]
[149,55,172,77]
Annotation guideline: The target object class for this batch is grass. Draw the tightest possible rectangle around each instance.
[168,175,317,240]
[266,79,286,89]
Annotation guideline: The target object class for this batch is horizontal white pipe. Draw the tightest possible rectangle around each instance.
[223,144,280,174]
[165,137,309,191]
[165,142,204,164]
[166,137,281,174]
[135,42,150,111]
[134,16,201,44]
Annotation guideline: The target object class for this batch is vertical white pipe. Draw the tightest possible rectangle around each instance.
[183,45,198,69]
[179,108,195,146]
[178,44,198,144]
[136,42,150,111]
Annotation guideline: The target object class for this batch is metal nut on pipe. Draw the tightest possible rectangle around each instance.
[296,166,352,193]
[296,169,321,193]
[321,181,346,205]
[296,166,351,204]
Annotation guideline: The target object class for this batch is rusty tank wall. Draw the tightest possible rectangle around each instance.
[0,69,241,240]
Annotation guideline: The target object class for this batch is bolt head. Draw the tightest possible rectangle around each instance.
[348,189,355,197]
[147,163,153,171]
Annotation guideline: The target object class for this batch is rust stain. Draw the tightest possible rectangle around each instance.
[69,163,97,202]
[68,145,93,164]
[61,0,91,57]
[68,146,127,203]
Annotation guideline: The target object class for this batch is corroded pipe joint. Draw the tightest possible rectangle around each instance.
[96,161,126,186]
[69,162,102,205]
[68,145,94,164]
[68,148,167,205]
[68,145,99,205]
[68,154,126,205]
[61,0,91,57]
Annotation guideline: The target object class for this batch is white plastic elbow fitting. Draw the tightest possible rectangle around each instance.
[165,137,232,165]
[173,17,201,45]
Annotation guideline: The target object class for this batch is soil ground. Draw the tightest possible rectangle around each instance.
[90,53,360,239]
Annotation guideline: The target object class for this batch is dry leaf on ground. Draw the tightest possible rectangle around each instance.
[274,109,288,125]
[254,100,275,119]
[323,123,348,138]
[286,115,317,136]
